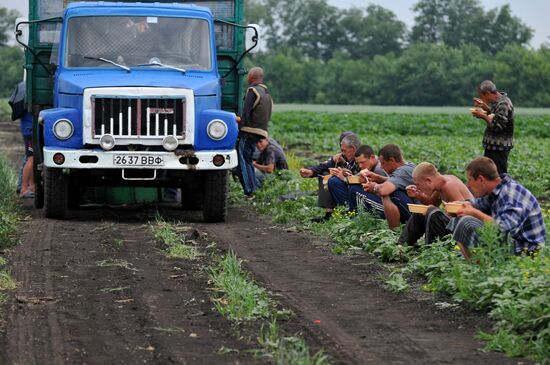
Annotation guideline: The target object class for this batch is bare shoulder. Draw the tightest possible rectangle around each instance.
[442,175,471,199]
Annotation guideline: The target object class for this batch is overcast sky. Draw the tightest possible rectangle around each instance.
[2,0,549,47]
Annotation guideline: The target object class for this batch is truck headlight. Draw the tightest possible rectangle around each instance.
[207,119,227,140]
[53,119,74,140]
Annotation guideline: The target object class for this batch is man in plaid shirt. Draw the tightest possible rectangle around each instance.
[450,157,546,259]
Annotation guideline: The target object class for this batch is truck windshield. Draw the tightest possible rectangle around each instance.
[65,16,211,71]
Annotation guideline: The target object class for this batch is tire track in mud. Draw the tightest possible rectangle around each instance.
[203,208,524,365]
[6,218,69,364]
[0,209,266,365]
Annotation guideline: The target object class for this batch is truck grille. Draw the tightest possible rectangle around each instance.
[92,96,186,138]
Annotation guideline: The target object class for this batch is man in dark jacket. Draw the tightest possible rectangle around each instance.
[236,67,273,196]
[299,132,359,222]
[471,80,514,174]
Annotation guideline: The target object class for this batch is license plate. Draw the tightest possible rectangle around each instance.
[113,154,165,166]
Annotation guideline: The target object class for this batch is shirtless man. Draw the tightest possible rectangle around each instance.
[398,162,473,246]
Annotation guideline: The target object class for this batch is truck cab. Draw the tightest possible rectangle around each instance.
[17,0,257,221]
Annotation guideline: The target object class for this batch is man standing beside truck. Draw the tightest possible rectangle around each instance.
[236,67,273,196]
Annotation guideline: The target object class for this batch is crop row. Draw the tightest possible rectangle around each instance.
[271,112,549,198]
[237,111,550,363]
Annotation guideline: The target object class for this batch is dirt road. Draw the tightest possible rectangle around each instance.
[0,123,526,364]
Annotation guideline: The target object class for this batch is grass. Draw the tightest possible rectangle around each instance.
[151,214,200,259]
[274,104,550,115]
[0,268,17,304]
[96,259,137,271]
[0,270,17,291]
[240,109,550,363]
[0,154,18,249]
[149,215,328,363]
[0,153,19,304]
[209,250,328,364]
[255,320,330,365]
[0,99,11,122]
[270,111,549,197]
[209,250,281,322]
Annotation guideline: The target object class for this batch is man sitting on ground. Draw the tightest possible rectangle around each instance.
[356,144,416,229]
[329,144,387,208]
[253,137,288,187]
[450,157,546,259]
[398,162,473,246]
[299,132,360,222]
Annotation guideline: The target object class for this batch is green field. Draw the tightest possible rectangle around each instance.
[236,109,549,363]
[270,111,549,198]
[275,103,550,116]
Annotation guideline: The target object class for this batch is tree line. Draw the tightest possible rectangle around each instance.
[0,7,23,98]
[246,0,550,107]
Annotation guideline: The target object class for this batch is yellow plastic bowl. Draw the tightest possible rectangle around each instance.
[444,202,463,214]
[407,204,429,215]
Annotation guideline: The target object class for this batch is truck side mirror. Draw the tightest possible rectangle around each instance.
[15,17,29,47]
[245,24,260,54]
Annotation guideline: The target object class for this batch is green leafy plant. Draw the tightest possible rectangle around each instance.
[151,215,200,260]
[209,250,283,322]
[232,110,549,363]
[256,320,330,365]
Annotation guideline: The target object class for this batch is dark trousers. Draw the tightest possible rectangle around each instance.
[484,149,510,175]
[349,185,413,223]
[398,207,451,246]
[317,175,335,209]
[327,176,350,207]
[236,136,259,195]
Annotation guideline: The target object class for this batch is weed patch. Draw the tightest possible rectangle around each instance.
[236,110,549,363]
[96,259,137,271]
[209,250,283,322]
[209,250,329,364]
[151,214,200,260]
[255,321,330,365]
[0,154,18,249]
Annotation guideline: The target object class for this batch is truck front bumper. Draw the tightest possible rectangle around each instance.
[43,147,238,170]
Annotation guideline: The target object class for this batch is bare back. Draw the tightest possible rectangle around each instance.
[440,175,473,201]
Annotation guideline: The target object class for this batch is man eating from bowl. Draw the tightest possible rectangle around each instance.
[397,162,473,246]
[450,157,546,260]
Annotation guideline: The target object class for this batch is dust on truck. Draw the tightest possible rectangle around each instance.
[16,0,258,221]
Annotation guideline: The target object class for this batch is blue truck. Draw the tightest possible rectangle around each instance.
[16,0,258,221]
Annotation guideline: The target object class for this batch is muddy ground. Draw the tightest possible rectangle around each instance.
[0,122,528,364]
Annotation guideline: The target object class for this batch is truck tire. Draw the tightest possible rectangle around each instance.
[43,167,68,219]
[202,170,228,222]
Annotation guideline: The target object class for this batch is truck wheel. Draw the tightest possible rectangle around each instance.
[43,167,68,219]
[202,170,228,222]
